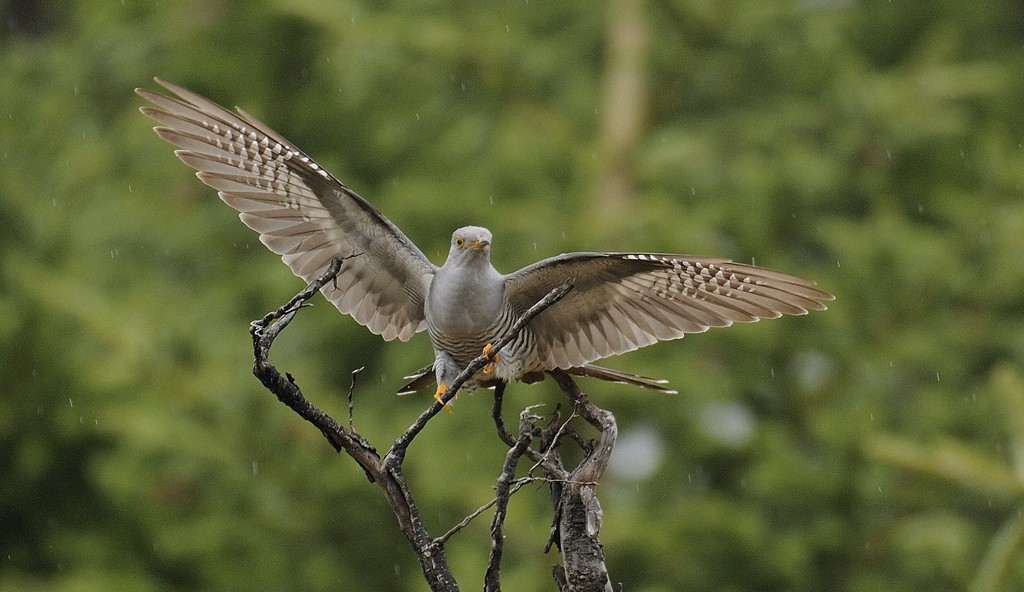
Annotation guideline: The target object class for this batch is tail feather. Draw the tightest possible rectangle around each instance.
[397,364,435,395]
[396,362,676,395]
[566,364,677,394]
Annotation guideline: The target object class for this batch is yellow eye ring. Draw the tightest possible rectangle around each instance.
[455,237,465,248]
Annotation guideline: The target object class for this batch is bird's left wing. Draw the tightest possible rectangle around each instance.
[137,78,437,342]
[504,253,833,370]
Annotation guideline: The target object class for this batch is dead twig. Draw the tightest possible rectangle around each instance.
[548,370,617,592]
[249,256,457,591]
[249,259,579,592]
[347,366,364,433]
[484,406,543,591]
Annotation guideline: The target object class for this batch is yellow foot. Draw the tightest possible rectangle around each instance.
[482,343,500,375]
[434,383,455,413]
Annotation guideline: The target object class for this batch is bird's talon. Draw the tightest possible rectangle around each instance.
[482,343,500,374]
[434,383,455,413]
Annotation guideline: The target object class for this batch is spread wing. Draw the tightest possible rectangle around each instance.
[504,253,833,370]
[137,78,437,341]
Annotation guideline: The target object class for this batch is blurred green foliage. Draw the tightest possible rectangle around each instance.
[2,0,1023,590]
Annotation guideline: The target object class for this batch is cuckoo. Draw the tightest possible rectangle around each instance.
[137,78,833,409]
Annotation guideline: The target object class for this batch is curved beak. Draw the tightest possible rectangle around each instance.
[468,238,490,249]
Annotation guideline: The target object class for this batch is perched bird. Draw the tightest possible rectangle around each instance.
[137,78,833,408]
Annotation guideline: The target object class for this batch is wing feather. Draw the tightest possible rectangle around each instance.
[505,253,833,370]
[137,78,437,341]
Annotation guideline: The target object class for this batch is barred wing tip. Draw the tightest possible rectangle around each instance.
[137,78,436,342]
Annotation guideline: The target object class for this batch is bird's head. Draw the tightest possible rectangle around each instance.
[448,226,493,261]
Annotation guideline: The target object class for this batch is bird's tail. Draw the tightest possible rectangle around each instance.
[396,363,676,395]
[397,364,435,396]
[565,364,677,394]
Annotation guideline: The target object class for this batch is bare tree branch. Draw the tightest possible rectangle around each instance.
[485,406,543,591]
[347,366,364,433]
[249,255,373,458]
[488,371,620,591]
[249,256,458,591]
[247,258,592,591]
[492,382,516,447]
[549,370,618,592]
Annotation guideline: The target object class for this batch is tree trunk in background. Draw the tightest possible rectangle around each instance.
[592,0,649,236]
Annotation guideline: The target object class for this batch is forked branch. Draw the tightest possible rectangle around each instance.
[248,256,600,591]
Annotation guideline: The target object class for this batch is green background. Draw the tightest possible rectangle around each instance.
[3,1,1024,590]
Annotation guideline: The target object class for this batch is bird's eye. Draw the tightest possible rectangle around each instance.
[455,237,465,248]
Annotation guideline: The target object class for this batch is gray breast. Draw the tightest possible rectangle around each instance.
[425,264,512,366]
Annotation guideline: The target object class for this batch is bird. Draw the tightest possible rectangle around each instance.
[136,78,833,409]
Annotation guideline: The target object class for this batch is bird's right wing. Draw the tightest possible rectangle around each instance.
[137,78,437,341]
